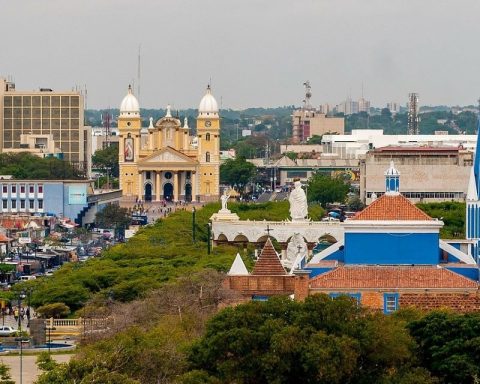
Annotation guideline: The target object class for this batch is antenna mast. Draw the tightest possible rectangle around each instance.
[137,44,141,101]
[407,93,419,135]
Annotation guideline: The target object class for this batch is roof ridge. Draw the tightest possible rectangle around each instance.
[252,238,286,275]
[352,194,433,221]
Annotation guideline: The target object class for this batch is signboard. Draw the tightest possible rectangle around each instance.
[68,185,87,205]
[18,237,31,244]
[125,229,138,239]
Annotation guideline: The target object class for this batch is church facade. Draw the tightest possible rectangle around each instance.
[118,86,220,202]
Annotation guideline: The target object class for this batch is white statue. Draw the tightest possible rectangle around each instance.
[289,179,308,221]
[220,189,231,212]
[283,233,308,270]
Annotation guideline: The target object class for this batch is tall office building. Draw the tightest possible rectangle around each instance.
[0,78,89,172]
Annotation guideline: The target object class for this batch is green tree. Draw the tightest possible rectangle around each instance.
[92,145,119,178]
[95,203,131,230]
[185,295,430,384]
[36,302,71,318]
[307,173,350,207]
[408,311,480,384]
[307,135,323,144]
[0,361,14,384]
[220,157,256,188]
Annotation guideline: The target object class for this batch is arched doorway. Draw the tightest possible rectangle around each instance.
[144,183,152,202]
[185,183,192,202]
[163,183,173,201]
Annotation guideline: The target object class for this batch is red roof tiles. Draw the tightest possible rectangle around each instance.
[353,194,432,221]
[310,266,478,289]
[252,238,286,276]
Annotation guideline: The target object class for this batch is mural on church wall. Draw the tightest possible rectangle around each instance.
[124,137,134,162]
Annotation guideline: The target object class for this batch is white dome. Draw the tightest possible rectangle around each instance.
[120,85,140,118]
[198,85,219,117]
[385,160,400,176]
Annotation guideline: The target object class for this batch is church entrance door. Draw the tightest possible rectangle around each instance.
[163,183,173,201]
[145,183,152,202]
[185,183,192,202]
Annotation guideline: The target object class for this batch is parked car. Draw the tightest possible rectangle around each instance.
[0,326,16,336]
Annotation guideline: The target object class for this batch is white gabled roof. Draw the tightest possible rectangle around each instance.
[228,253,249,275]
[467,166,478,201]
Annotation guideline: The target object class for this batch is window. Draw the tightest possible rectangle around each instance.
[38,184,43,194]
[20,185,25,194]
[29,200,34,210]
[146,171,151,180]
[383,293,399,314]
[2,185,7,194]
[11,185,16,194]
[29,185,34,194]
[38,200,43,209]
[11,200,16,209]
[20,200,25,209]
[206,152,210,162]
[205,133,211,141]
[2,201,6,209]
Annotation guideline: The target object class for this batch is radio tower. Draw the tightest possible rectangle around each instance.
[407,93,419,135]
[303,81,312,110]
[102,110,111,148]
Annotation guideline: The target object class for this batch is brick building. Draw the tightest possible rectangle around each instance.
[225,161,480,313]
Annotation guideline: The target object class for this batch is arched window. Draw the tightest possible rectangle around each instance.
[206,152,210,162]
[205,133,211,141]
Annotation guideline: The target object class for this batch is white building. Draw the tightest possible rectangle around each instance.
[322,129,477,159]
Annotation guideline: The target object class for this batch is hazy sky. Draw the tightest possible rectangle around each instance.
[1,0,480,109]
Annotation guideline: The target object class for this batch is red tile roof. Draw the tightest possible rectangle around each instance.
[252,238,286,275]
[310,266,478,289]
[0,233,12,242]
[353,194,432,221]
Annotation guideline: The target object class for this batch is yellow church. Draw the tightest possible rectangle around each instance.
[118,85,220,202]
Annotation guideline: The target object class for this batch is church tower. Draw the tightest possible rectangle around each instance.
[196,85,220,201]
[118,85,142,198]
[466,109,480,264]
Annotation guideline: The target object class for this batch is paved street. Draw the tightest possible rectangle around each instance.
[1,353,71,383]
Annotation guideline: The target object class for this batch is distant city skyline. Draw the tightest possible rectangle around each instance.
[1,0,480,110]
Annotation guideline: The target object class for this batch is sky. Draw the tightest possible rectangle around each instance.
[1,0,480,110]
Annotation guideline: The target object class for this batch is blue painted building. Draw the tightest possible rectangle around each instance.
[0,178,121,226]
[305,161,480,313]
[466,113,480,263]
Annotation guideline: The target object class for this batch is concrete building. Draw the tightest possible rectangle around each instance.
[118,85,220,202]
[0,178,120,226]
[360,146,472,204]
[291,109,344,143]
[322,129,477,159]
[0,78,90,174]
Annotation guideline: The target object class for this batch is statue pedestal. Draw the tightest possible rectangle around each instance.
[210,209,240,222]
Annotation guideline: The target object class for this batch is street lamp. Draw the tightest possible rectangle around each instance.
[44,325,56,355]
[205,222,211,255]
[192,207,196,243]
[16,290,27,384]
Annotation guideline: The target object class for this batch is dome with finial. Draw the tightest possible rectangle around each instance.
[119,85,140,118]
[385,161,400,195]
[198,85,219,117]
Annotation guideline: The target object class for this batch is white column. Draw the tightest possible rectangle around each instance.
[191,171,197,202]
[173,172,179,202]
[155,171,161,201]
[138,172,143,200]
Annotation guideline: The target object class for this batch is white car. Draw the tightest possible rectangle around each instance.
[0,326,16,336]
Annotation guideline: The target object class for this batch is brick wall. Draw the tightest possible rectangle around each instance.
[361,291,383,310]
[400,292,480,312]
[225,275,296,297]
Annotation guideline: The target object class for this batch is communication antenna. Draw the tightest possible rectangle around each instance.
[137,44,141,100]
[102,109,111,148]
[407,93,419,135]
[303,81,312,110]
